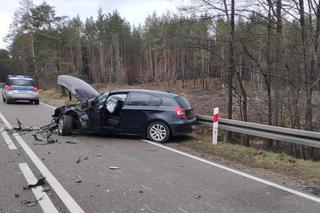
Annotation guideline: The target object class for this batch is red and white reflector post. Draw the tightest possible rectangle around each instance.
[212,107,219,145]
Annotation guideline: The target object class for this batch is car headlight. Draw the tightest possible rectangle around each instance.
[7,91,13,95]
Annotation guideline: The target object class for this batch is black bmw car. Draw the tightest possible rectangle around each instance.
[52,75,196,143]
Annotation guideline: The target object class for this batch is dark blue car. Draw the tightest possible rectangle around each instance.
[53,75,196,143]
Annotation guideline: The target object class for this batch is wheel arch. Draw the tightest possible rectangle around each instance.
[64,109,79,119]
[64,109,80,129]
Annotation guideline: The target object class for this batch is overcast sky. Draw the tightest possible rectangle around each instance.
[0,0,183,49]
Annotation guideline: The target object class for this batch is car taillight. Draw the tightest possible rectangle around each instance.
[175,107,187,119]
[33,86,39,92]
[6,85,12,91]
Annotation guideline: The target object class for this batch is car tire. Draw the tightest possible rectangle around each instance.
[6,99,12,104]
[34,100,39,105]
[58,115,73,136]
[147,121,170,143]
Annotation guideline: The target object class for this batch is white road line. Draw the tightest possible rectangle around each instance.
[0,112,85,213]
[40,102,56,109]
[0,112,13,130]
[19,163,59,213]
[1,131,17,150]
[142,139,320,204]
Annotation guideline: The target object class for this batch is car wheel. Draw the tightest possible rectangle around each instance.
[6,99,12,104]
[147,121,170,143]
[34,100,39,105]
[58,115,73,136]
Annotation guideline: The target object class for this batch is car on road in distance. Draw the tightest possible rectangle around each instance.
[2,75,39,104]
[52,75,196,143]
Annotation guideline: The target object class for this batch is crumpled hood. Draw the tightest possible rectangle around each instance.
[57,75,99,103]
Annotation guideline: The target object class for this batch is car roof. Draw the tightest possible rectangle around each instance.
[110,88,179,98]
[8,75,33,80]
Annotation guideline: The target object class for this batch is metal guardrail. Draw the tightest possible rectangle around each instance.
[196,115,320,149]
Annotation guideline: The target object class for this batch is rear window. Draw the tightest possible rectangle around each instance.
[9,78,34,86]
[176,96,191,109]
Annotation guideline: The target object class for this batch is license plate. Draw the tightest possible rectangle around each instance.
[13,90,28,94]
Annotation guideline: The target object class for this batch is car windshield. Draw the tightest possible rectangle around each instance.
[92,92,109,106]
[9,79,34,86]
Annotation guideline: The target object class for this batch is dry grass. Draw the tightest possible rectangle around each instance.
[40,88,73,106]
[40,88,62,100]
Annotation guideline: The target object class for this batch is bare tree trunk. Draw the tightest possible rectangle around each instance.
[273,0,283,127]
[228,0,235,119]
[267,0,273,126]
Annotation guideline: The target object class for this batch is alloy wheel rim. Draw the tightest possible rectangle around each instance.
[150,124,167,141]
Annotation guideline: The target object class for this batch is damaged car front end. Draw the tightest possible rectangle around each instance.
[52,75,100,135]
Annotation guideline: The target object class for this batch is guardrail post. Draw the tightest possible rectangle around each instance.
[212,107,219,144]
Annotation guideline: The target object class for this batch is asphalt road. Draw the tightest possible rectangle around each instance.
[0,99,320,213]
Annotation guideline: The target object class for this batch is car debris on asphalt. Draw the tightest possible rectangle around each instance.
[46,132,57,144]
[32,133,43,141]
[13,118,41,132]
[21,196,43,207]
[76,156,88,164]
[76,157,81,164]
[195,195,202,199]
[23,177,46,190]
[42,187,51,193]
[66,141,77,144]
[32,131,59,145]
[109,166,119,170]
[16,118,22,130]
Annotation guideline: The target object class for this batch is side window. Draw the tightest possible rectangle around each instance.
[150,96,162,106]
[127,93,151,106]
